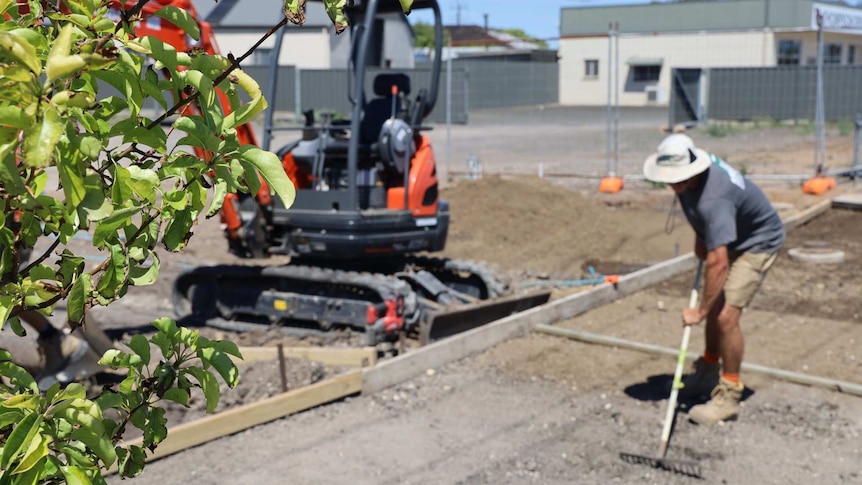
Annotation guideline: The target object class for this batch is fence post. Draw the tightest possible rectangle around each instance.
[854,114,862,183]
[294,67,302,123]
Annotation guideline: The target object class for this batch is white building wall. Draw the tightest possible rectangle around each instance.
[560,30,774,106]
[214,30,332,69]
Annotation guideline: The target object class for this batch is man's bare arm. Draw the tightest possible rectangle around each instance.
[683,245,729,325]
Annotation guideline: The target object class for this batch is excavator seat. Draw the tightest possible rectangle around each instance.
[360,73,412,144]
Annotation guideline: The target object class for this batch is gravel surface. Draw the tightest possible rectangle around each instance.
[7,105,860,485]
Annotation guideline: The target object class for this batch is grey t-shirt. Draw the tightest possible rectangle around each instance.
[677,154,785,253]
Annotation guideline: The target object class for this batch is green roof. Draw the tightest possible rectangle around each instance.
[560,0,845,37]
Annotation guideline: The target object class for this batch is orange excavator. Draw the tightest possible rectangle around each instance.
[117,0,549,344]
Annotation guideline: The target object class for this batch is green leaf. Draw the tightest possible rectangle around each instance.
[174,116,220,152]
[111,165,133,204]
[0,106,30,129]
[142,36,178,73]
[78,136,101,160]
[222,69,266,129]
[0,295,16,329]
[12,433,49,474]
[162,189,189,211]
[22,105,63,167]
[129,253,159,286]
[0,362,38,393]
[126,166,159,203]
[121,124,167,153]
[198,346,239,388]
[70,427,115,467]
[47,24,87,83]
[213,340,243,358]
[0,410,23,429]
[95,244,127,299]
[321,0,349,33]
[238,146,296,208]
[9,456,44,485]
[67,273,91,326]
[94,391,122,412]
[59,445,94,469]
[163,208,194,251]
[205,179,228,218]
[92,205,142,246]
[7,316,27,337]
[1,394,39,410]
[154,5,200,40]
[0,412,41,470]
[398,0,414,14]
[117,445,146,478]
[152,317,178,337]
[184,367,220,413]
[0,149,26,196]
[0,31,41,74]
[126,334,151,367]
[161,387,190,407]
[142,406,168,447]
[59,464,92,485]
[56,160,84,210]
[51,383,86,404]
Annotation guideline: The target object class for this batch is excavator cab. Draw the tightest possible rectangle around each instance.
[223,0,447,263]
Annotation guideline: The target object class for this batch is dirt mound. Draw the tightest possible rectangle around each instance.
[439,176,694,280]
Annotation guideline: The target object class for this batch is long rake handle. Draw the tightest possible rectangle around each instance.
[658,261,703,458]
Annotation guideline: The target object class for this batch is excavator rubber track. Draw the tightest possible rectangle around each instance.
[172,264,421,344]
[171,258,548,345]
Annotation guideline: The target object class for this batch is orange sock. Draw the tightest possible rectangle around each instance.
[703,351,720,365]
[722,373,740,385]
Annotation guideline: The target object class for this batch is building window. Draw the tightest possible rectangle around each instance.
[825,43,842,64]
[585,59,599,78]
[849,45,857,65]
[632,65,661,82]
[777,40,801,65]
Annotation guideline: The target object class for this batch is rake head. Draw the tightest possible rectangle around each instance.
[619,451,703,478]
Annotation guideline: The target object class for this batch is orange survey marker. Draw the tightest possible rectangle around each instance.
[599,176,624,194]
[802,176,836,195]
[604,275,620,284]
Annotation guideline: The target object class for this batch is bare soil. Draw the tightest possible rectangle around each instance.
[16,106,861,485]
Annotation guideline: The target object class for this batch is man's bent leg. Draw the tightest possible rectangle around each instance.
[716,304,744,375]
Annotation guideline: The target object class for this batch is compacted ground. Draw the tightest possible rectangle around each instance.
[8,105,861,484]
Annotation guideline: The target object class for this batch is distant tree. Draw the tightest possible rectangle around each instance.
[413,21,437,48]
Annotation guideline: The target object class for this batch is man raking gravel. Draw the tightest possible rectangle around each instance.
[643,134,785,425]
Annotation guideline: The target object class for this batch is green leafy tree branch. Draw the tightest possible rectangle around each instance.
[0,0,413,482]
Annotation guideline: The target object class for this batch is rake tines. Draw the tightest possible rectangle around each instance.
[619,452,703,478]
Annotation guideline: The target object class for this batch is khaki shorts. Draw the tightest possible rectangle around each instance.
[724,251,779,308]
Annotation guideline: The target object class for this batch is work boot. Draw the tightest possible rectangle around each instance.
[688,379,745,425]
[35,332,104,391]
[679,356,720,397]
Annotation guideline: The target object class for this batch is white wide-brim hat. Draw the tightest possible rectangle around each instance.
[643,134,712,184]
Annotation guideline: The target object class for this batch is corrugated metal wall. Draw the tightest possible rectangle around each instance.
[449,59,559,110]
[706,66,862,121]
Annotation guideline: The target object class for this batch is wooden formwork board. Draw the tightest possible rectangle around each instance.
[832,193,862,211]
[782,198,832,231]
[234,346,377,367]
[109,369,362,474]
